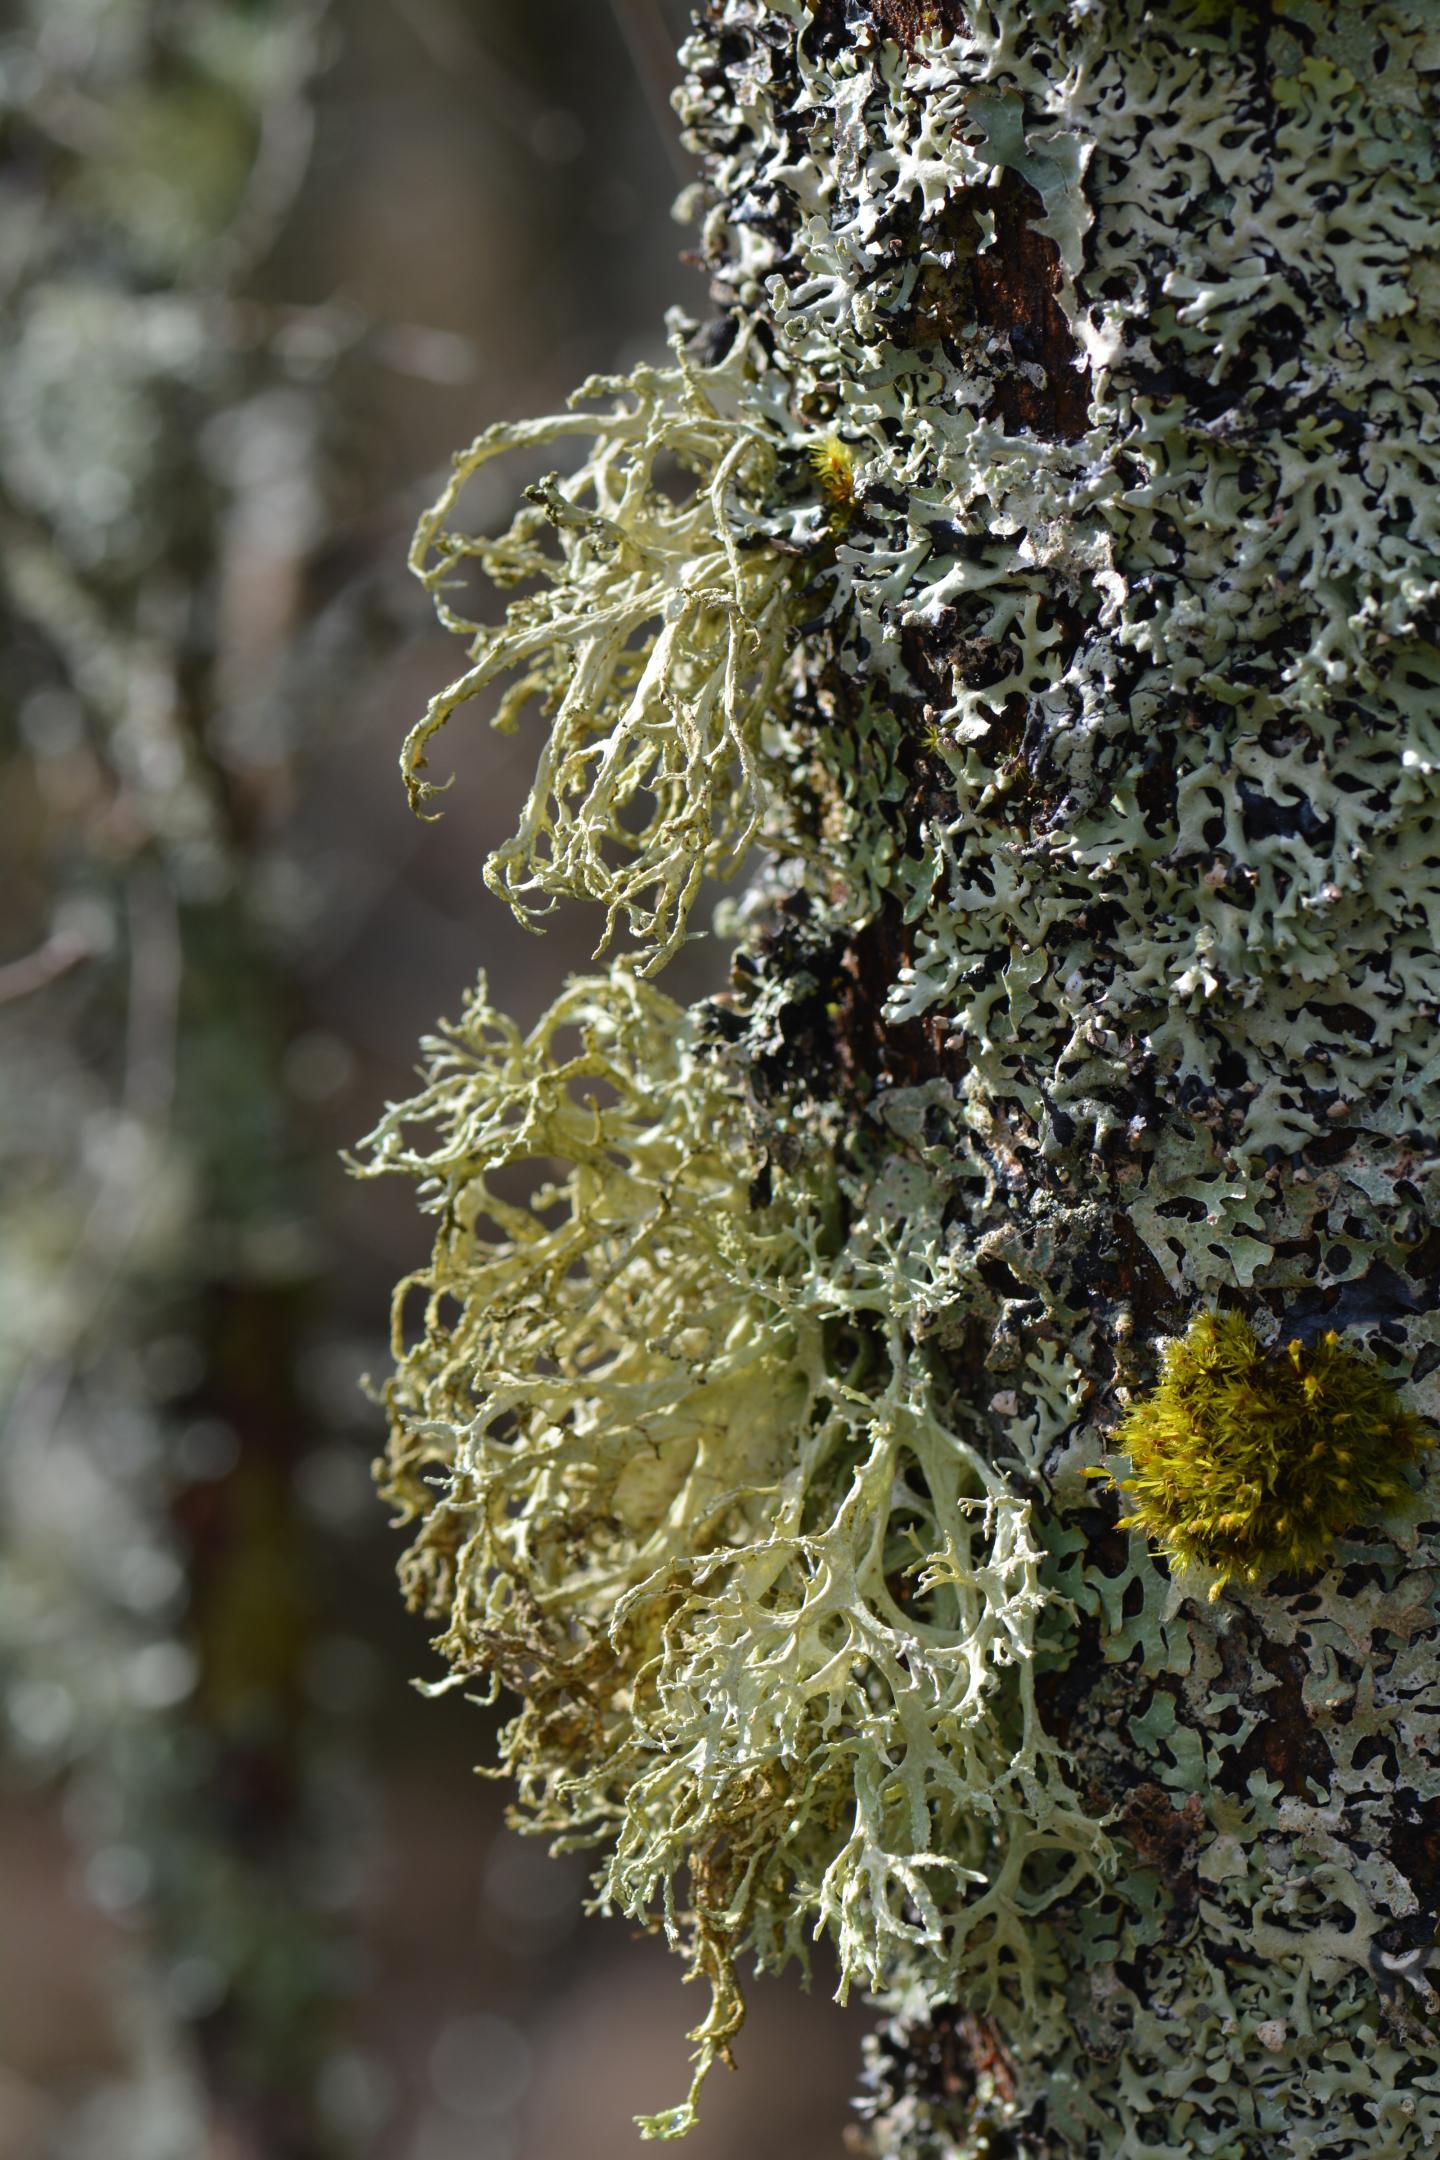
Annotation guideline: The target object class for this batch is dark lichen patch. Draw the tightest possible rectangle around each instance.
[1214,1635,1337,1802]
[859,2002,1026,2160]
[803,0,973,55]
[1389,1796,1440,1925]
[1117,1782,1205,1912]
[870,0,972,48]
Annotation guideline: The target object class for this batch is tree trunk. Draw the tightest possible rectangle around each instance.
[370,0,1440,2151]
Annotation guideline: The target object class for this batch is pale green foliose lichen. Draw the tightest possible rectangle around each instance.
[365,0,1440,2151]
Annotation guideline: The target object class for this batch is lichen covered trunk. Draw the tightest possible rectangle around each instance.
[362,1,1440,2152]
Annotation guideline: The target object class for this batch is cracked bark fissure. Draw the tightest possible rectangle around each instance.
[804,19,1092,1118]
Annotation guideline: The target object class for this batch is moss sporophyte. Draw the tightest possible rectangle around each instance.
[1094,1311,1432,1596]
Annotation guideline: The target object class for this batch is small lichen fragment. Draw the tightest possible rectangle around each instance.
[1098,1311,1432,1595]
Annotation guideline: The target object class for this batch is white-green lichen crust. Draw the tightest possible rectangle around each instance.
[681,0,1440,1185]
[676,0,1440,2154]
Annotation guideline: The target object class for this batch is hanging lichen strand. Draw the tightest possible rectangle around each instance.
[361,0,1440,2152]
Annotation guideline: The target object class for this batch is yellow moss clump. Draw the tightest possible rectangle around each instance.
[809,432,857,528]
[1099,1311,1432,1597]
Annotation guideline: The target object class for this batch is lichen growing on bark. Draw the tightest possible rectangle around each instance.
[363,0,1440,2151]
[403,335,797,974]
[354,971,1106,2136]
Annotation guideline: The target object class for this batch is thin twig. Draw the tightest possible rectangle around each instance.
[123,866,182,1120]
[388,0,547,142]
[204,0,329,289]
[1,864,183,1463]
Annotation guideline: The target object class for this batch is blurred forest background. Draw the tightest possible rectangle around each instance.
[0,4,864,2155]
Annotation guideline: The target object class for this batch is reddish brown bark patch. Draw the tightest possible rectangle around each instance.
[829,740,968,1098]
[973,167,1091,438]
[1219,1638,1337,1801]
[1119,1783,1205,1913]
[833,896,967,1099]
[871,0,972,44]
[913,171,1091,442]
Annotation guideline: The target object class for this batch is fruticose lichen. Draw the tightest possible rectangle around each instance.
[1097,1311,1433,1596]
[365,0,1440,2151]
[403,335,798,974]
[354,971,1106,2135]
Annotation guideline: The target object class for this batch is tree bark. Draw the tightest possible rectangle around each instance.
[688,3,1440,2152]
[372,0,1440,2151]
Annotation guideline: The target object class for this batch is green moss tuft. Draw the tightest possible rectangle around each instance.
[808,433,857,529]
[1099,1311,1432,1597]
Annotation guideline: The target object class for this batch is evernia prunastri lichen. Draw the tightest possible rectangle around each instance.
[354,971,1105,2135]
[403,331,795,975]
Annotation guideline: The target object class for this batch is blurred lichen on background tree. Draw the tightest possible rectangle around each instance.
[0,4,377,2154]
[362,0,1440,2153]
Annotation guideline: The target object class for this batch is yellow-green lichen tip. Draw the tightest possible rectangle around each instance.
[1096,1310,1432,1597]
